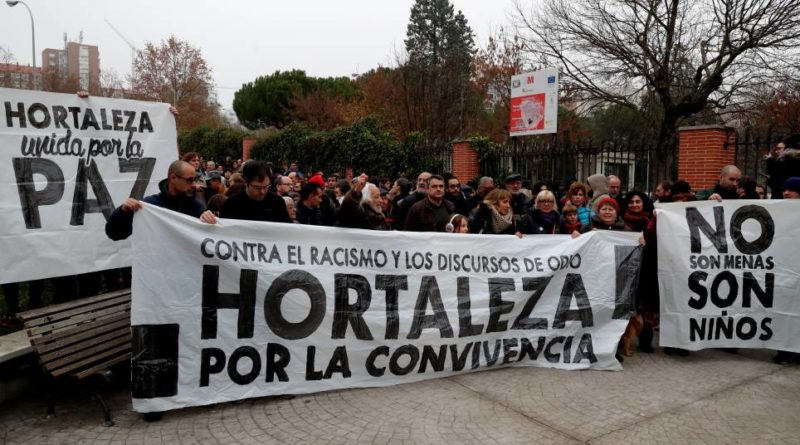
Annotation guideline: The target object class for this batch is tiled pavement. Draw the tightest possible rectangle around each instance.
[0,347,797,444]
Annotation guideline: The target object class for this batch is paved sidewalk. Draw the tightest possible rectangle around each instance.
[0,347,797,445]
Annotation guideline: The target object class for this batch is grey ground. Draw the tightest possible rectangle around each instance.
[1,347,797,445]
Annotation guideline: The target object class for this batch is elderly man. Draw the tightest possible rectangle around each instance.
[503,173,530,216]
[337,174,390,230]
[607,175,626,213]
[468,176,495,209]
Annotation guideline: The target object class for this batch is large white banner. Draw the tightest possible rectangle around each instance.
[130,204,643,412]
[658,200,800,352]
[0,88,178,284]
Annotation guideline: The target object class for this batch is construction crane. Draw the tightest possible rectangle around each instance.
[104,19,136,68]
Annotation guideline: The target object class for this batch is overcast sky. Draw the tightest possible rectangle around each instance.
[0,0,523,110]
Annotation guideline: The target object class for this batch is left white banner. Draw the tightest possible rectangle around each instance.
[0,87,178,284]
[130,204,642,412]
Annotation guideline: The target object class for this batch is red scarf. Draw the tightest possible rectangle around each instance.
[561,220,582,234]
[623,210,651,231]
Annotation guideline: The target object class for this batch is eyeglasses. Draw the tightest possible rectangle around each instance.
[539,200,555,203]
[249,184,270,192]
[178,175,195,183]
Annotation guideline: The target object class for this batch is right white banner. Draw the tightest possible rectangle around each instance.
[657,200,800,351]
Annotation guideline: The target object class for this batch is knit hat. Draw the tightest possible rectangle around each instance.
[308,174,326,187]
[596,196,619,212]
[783,177,800,192]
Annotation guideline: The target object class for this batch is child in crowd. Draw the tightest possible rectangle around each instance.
[445,214,470,233]
[559,202,582,235]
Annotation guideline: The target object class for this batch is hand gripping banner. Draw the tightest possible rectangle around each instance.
[131,204,642,412]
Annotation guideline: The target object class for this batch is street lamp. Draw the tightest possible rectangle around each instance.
[6,0,36,68]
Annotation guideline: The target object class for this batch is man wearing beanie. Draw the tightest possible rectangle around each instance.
[781,176,800,199]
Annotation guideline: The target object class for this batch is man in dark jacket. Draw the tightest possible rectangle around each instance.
[295,183,324,226]
[404,175,454,232]
[698,165,742,201]
[337,174,390,230]
[504,173,530,216]
[219,161,291,223]
[444,176,472,216]
[105,160,209,241]
[392,171,430,230]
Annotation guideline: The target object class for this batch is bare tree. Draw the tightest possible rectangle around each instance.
[99,69,125,98]
[130,35,218,130]
[513,0,800,153]
[0,45,16,64]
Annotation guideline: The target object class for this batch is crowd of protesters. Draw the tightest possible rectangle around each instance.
[3,138,800,367]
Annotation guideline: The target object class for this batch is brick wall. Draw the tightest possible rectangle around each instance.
[452,140,479,181]
[242,137,256,161]
[677,125,736,190]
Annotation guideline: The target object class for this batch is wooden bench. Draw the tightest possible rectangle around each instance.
[17,289,132,426]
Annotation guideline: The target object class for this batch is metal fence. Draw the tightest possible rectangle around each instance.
[479,137,677,193]
[732,129,781,185]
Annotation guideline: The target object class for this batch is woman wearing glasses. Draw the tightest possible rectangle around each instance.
[517,190,560,235]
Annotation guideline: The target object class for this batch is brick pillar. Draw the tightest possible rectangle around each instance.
[242,137,256,161]
[452,140,479,181]
[678,125,736,190]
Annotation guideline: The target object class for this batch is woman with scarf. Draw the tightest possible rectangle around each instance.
[622,191,654,232]
[518,190,560,235]
[470,189,518,235]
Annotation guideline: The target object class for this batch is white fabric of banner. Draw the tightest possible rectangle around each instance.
[657,200,800,351]
[131,204,642,412]
[0,87,177,284]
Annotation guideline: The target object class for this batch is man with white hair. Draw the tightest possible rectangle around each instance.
[336,174,390,230]
[607,174,626,213]
[392,171,431,230]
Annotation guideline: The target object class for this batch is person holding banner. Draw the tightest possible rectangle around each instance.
[641,180,696,356]
[699,165,742,201]
[518,190,559,235]
[579,197,628,233]
[575,196,643,361]
[105,161,211,241]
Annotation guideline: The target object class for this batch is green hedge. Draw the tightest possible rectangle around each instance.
[178,125,250,163]
[250,116,450,178]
